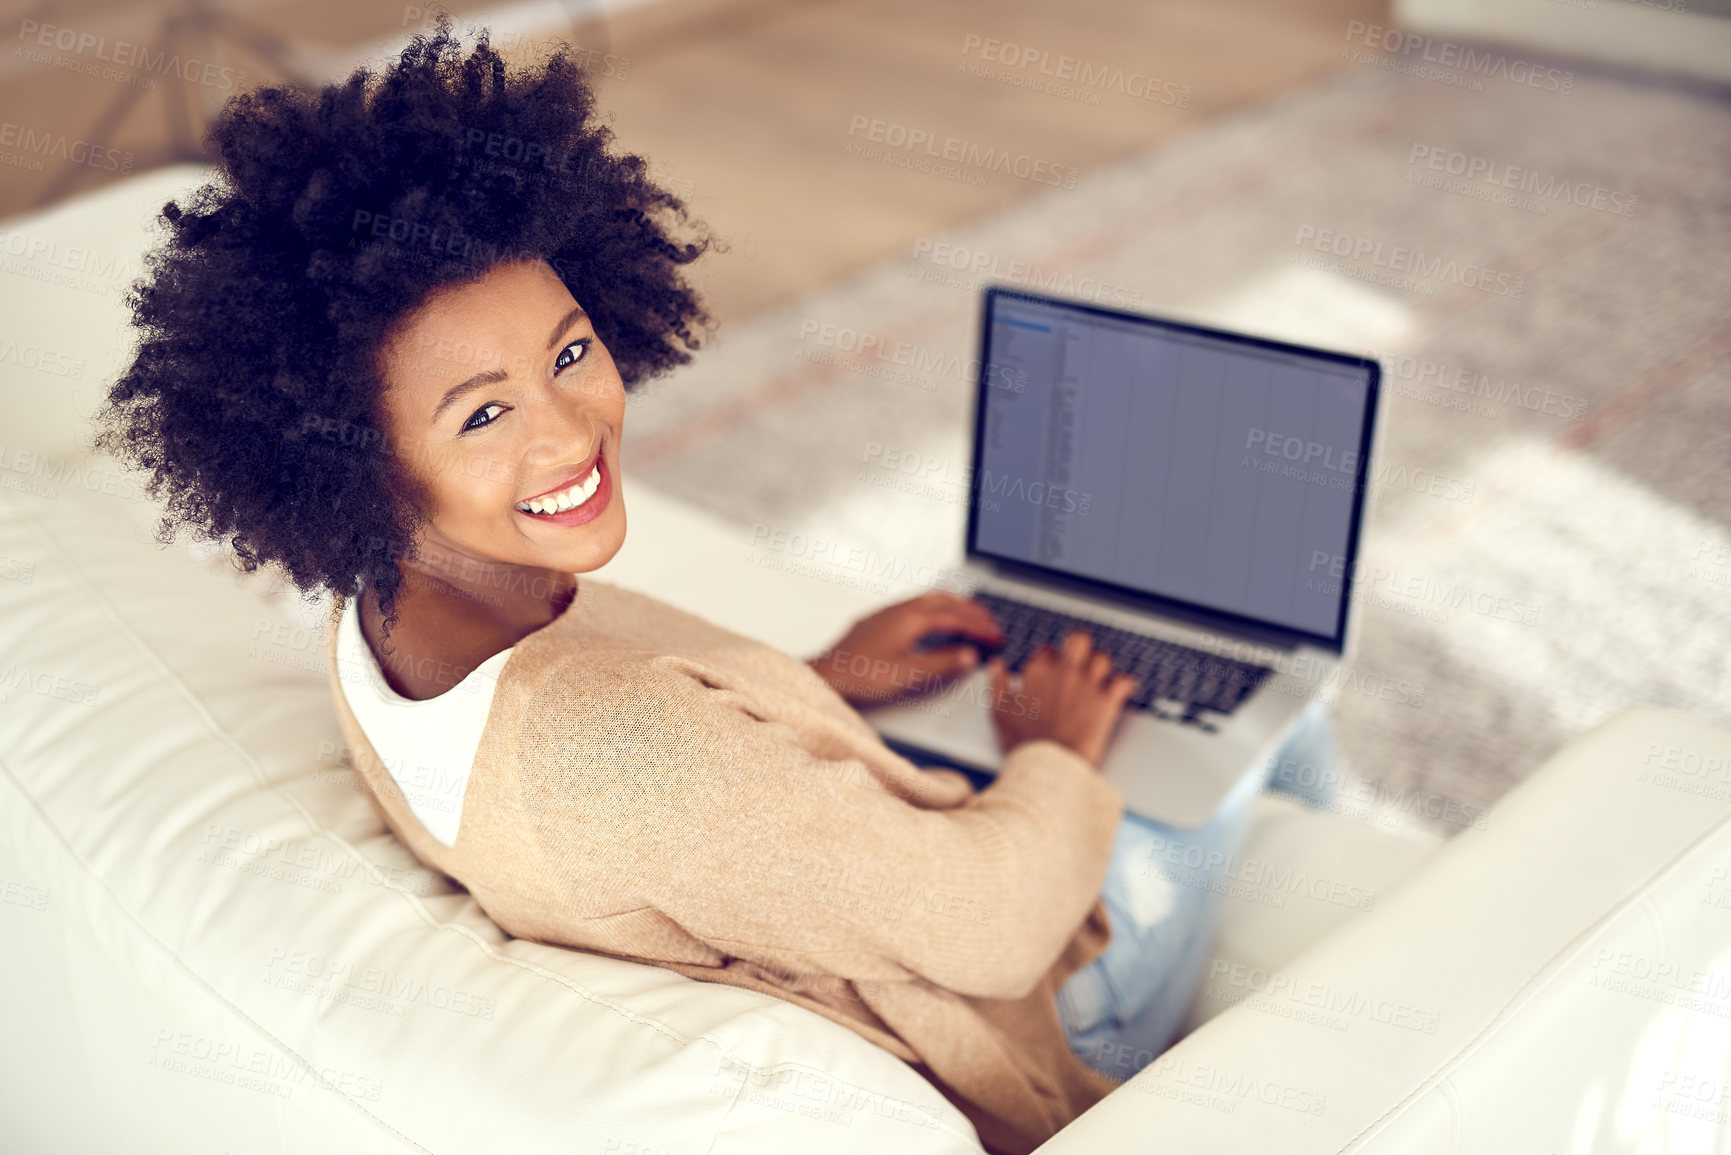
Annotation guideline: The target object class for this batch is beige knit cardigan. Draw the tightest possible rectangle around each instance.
[323,577,1128,1154]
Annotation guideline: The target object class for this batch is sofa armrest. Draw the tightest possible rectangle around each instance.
[1036,705,1731,1152]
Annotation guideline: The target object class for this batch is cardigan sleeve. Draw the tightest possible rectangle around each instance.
[515,652,1126,1002]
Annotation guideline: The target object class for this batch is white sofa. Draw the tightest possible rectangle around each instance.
[3,167,1727,1154]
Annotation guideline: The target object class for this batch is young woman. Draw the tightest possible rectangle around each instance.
[95,23,1338,1154]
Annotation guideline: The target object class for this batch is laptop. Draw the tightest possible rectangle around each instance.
[860,285,1382,829]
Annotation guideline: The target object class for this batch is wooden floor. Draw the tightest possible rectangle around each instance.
[0,0,1386,324]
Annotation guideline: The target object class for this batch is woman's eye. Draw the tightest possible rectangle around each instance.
[555,338,592,372]
[462,402,506,433]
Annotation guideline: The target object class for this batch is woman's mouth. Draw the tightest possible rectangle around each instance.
[514,453,611,526]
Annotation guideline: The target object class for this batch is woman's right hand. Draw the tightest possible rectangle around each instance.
[986,630,1138,768]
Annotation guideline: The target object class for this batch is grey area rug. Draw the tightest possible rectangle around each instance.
[619,58,1731,837]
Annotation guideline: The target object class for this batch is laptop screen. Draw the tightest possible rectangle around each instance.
[968,287,1379,652]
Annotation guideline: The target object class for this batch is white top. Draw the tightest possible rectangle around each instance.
[334,593,513,846]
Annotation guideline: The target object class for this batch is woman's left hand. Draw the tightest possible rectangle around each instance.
[807,592,1005,707]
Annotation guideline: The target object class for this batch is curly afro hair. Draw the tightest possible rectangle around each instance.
[93,17,714,637]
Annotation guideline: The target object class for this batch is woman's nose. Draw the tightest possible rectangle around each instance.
[521,396,601,454]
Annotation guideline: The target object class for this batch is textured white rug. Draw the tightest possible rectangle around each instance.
[621,59,1731,835]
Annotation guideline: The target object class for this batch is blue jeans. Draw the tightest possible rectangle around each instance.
[1055,702,1340,1081]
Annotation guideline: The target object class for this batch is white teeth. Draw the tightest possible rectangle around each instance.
[517,461,601,516]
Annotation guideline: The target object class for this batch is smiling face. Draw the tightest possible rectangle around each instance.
[372,258,627,620]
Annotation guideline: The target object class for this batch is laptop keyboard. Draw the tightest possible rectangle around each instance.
[966,590,1274,725]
